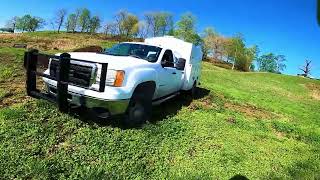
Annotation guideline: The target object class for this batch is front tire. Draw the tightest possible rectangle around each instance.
[123,83,155,128]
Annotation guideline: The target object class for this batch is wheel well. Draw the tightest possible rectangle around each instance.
[133,81,156,99]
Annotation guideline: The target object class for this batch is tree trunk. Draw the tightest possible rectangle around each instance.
[58,24,61,33]
[232,49,238,70]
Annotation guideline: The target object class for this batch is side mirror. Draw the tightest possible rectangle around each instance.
[176,58,186,70]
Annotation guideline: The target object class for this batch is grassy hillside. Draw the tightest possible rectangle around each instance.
[0,33,320,179]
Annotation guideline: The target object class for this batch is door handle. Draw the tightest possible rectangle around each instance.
[172,72,177,75]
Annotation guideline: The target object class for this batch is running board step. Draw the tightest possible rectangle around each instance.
[152,92,180,105]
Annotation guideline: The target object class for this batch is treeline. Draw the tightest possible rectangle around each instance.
[5,15,45,32]
[4,8,288,73]
[202,28,287,73]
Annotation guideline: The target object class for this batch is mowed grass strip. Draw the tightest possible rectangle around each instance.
[0,35,320,179]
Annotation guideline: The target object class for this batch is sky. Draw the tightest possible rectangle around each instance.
[0,0,319,78]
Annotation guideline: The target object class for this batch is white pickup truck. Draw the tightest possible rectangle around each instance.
[40,36,202,126]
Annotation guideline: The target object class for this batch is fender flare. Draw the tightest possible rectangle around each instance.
[132,81,156,100]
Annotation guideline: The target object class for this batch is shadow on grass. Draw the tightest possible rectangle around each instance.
[69,87,210,129]
[151,87,210,123]
[229,175,249,180]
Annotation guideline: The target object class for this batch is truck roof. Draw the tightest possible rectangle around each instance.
[145,36,202,64]
[122,41,162,48]
[124,36,192,49]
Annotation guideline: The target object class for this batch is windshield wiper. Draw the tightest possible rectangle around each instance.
[129,55,141,59]
[128,55,152,62]
[105,52,125,56]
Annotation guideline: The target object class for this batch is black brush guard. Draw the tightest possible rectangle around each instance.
[25,49,108,113]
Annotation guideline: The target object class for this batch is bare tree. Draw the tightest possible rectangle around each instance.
[54,9,67,33]
[137,21,149,38]
[114,10,128,36]
[5,16,19,32]
[104,22,117,36]
[49,19,56,32]
[144,12,173,37]
[299,60,312,77]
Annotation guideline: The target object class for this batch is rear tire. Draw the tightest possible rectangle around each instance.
[188,81,197,98]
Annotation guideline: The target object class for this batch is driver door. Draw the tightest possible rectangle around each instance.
[156,50,180,98]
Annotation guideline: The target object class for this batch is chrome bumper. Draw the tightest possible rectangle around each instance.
[47,85,129,115]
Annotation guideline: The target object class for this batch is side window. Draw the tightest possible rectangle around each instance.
[161,50,174,67]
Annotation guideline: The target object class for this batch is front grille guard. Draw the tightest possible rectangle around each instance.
[24,49,108,113]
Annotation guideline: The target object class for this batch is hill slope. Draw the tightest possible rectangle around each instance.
[0,34,319,179]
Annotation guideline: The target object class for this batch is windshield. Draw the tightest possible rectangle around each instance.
[104,43,162,62]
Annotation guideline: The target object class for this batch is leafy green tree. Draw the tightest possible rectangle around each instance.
[89,16,101,33]
[202,27,228,60]
[65,9,81,33]
[122,14,139,37]
[257,53,286,73]
[144,12,173,37]
[78,8,91,32]
[238,45,258,72]
[224,35,258,71]
[114,10,139,37]
[225,35,246,69]
[114,10,128,36]
[175,13,202,45]
[275,55,287,73]
[16,15,45,32]
[28,17,45,32]
[66,14,77,32]
[16,15,31,32]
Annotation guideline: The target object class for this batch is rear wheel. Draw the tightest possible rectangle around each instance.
[189,81,197,98]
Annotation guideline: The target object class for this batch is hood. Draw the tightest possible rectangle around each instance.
[57,52,151,70]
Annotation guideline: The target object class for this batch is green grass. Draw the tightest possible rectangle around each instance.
[0,34,320,179]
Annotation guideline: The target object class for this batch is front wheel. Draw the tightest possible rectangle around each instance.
[123,92,152,128]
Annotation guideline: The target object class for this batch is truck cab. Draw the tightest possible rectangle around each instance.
[40,36,203,126]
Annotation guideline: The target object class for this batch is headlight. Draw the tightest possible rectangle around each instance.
[96,70,125,87]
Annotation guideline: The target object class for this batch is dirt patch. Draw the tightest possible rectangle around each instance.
[0,33,20,39]
[226,117,237,124]
[188,94,221,111]
[306,83,320,100]
[0,53,16,64]
[271,127,286,139]
[0,77,30,108]
[275,130,285,139]
[224,102,274,119]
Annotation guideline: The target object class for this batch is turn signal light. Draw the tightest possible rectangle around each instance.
[114,71,125,87]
